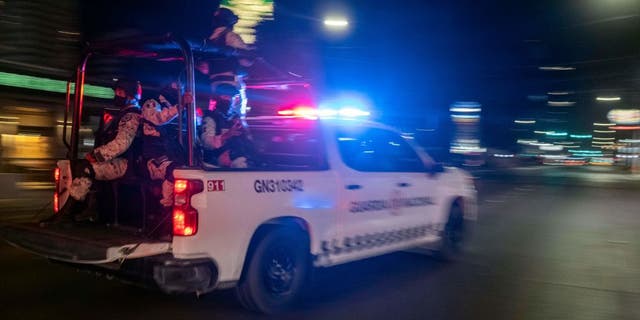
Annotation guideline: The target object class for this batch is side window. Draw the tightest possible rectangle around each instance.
[251,126,328,170]
[336,127,425,172]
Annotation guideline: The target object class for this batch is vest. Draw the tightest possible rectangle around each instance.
[200,109,232,162]
[140,117,185,165]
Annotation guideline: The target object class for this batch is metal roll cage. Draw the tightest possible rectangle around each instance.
[63,33,246,167]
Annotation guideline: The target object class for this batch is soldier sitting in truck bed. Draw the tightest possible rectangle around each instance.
[42,80,185,224]
[200,84,255,168]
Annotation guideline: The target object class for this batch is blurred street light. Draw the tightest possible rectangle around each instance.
[539,66,576,71]
[450,107,481,112]
[548,101,576,106]
[570,134,592,139]
[324,17,349,29]
[596,96,621,101]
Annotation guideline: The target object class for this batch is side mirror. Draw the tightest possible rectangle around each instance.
[426,162,445,176]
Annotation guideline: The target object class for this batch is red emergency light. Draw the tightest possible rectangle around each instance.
[277,106,318,119]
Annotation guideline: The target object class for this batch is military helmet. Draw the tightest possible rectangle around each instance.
[213,7,239,27]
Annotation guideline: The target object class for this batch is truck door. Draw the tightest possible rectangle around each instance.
[331,126,431,262]
[381,134,441,234]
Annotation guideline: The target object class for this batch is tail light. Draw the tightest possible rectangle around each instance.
[53,191,59,213]
[173,179,204,236]
[53,167,60,213]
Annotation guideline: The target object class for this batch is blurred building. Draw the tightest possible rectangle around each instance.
[0,0,80,75]
[221,0,274,44]
[449,102,485,166]
[0,0,81,174]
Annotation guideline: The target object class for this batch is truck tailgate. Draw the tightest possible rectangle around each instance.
[1,223,170,264]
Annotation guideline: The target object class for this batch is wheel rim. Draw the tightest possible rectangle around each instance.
[262,245,297,296]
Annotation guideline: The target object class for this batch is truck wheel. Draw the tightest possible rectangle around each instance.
[436,203,466,261]
[236,227,310,314]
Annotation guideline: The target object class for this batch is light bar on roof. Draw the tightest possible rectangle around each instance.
[278,106,371,120]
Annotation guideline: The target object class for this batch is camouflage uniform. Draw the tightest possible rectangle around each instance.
[68,105,140,203]
[208,26,252,116]
[68,98,179,207]
[200,107,251,169]
[141,97,180,206]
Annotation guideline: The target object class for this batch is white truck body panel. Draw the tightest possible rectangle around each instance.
[171,119,477,283]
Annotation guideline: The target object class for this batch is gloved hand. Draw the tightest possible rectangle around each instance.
[158,95,172,109]
[159,82,180,105]
[182,91,194,105]
[179,92,194,115]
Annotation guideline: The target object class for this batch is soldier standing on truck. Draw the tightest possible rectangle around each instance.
[196,7,256,168]
[206,7,254,116]
[42,80,184,224]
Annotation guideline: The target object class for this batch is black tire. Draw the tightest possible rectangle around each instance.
[235,226,310,314]
[436,203,466,261]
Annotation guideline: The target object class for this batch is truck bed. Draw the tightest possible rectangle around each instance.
[1,222,170,263]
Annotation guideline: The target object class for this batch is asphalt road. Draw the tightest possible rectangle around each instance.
[1,167,639,320]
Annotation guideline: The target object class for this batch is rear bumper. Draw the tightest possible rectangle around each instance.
[48,253,222,295]
[1,223,223,294]
[151,255,220,294]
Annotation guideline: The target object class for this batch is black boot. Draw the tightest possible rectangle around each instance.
[40,159,94,226]
[39,197,86,226]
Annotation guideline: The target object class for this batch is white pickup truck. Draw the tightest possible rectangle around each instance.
[0,35,476,314]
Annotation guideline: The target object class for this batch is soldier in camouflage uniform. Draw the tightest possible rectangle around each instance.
[200,84,252,168]
[45,80,184,223]
[206,7,253,116]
